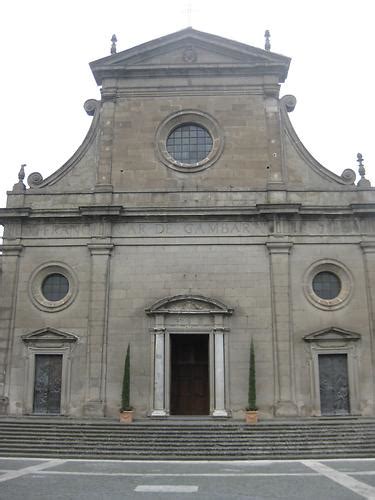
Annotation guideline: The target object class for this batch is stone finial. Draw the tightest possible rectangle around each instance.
[18,164,25,182]
[265,30,271,51]
[13,164,26,192]
[357,153,371,188]
[110,34,117,55]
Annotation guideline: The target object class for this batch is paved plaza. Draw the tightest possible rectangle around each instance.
[1,458,375,499]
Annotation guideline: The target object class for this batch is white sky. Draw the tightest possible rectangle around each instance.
[1,0,374,209]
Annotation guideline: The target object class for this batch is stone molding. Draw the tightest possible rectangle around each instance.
[155,110,225,173]
[303,259,353,311]
[28,262,78,313]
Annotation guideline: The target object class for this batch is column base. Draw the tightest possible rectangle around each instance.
[83,401,105,417]
[274,400,298,417]
[151,409,168,417]
[212,409,229,417]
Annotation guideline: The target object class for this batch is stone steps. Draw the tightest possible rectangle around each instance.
[1,419,375,460]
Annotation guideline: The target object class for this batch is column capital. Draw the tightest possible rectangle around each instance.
[266,241,293,254]
[0,244,23,257]
[87,243,114,256]
[360,241,375,254]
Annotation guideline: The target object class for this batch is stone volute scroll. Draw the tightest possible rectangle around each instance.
[25,99,100,189]
[27,172,44,188]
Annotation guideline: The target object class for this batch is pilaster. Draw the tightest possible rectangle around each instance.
[83,243,113,417]
[266,240,298,416]
[360,242,375,411]
[95,97,115,191]
[0,245,23,414]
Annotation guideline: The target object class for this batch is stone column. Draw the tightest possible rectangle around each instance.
[151,331,167,417]
[83,243,113,417]
[360,242,375,411]
[150,313,167,417]
[267,240,297,416]
[212,314,228,417]
[0,245,23,414]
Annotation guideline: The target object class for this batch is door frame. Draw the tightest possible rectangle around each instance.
[32,352,64,414]
[303,327,361,417]
[25,347,70,415]
[311,346,359,416]
[21,328,78,415]
[169,332,210,416]
[146,295,233,418]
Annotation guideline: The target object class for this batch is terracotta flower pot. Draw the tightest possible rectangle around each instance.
[245,410,258,424]
[119,410,134,423]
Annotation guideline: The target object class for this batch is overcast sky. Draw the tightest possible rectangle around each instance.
[1,0,373,209]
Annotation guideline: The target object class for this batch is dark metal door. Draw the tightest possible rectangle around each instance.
[170,334,209,415]
[33,354,63,414]
[319,354,350,415]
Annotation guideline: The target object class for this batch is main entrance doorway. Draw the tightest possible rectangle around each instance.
[318,353,350,415]
[170,334,209,415]
[33,354,63,414]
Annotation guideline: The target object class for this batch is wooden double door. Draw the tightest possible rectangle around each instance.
[170,334,209,415]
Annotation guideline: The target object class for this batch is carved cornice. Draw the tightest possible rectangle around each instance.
[3,202,375,224]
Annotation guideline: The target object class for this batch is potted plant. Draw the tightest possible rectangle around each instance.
[119,344,134,423]
[245,338,258,424]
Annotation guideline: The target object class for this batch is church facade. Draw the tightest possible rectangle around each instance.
[1,28,374,420]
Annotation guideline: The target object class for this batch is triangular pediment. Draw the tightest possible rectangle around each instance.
[22,327,78,343]
[146,294,233,315]
[303,327,361,343]
[90,28,290,84]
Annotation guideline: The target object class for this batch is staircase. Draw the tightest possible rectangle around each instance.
[1,418,375,460]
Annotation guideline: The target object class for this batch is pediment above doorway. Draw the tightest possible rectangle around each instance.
[303,327,361,343]
[21,327,79,346]
[146,294,233,315]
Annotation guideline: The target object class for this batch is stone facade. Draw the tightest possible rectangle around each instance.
[0,28,374,420]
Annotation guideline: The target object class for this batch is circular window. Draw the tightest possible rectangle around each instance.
[156,110,224,173]
[312,271,341,300]
[29,263,78,312]
[166,124,213,164]
[303,260,353,310]
[42,273,69,302]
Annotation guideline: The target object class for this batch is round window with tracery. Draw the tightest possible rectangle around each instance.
[155,110,224,173]
[303,260,353,311]
[29,263,78,312]
[42,273,70,302]
[166,124,213,165]
[312,271,341,300]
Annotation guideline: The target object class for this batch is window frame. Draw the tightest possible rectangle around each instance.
[29,263,78,312]
[155,110,224,173]
[303,260,353,311]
